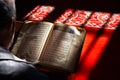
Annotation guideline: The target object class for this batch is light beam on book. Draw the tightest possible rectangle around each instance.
[12,21,86,73]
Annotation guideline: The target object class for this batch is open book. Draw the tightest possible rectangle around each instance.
[12,21,86,73]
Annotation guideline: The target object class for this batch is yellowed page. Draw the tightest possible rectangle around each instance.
[39,23,86,72]
[12,21,54,62]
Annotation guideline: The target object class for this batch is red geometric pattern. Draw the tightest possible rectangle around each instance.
[65,10,91,26]
[25,5,120,30]
[85,12,110,28]
[105,14,120,30]
[25,5,54,21]
[55,9,74,23]
[24,5,41,19]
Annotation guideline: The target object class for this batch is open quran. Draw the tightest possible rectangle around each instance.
[12,21,86,73]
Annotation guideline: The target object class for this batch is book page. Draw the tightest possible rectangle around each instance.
[12,21,54,62]
[39,23,86,72]
[40,30,73,65]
